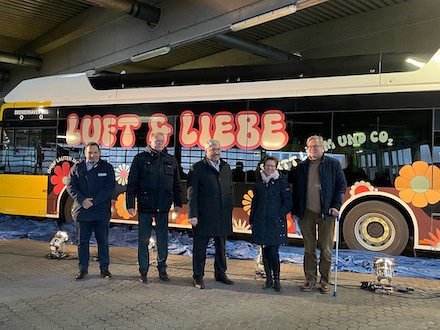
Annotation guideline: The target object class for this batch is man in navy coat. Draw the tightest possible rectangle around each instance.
[67,142,115,280]
[187,139,234,289]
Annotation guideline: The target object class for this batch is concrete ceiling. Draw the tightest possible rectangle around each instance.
[0,0,439,96]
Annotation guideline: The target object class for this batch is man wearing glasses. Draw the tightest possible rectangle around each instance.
[126,132,182,283]
[292,135,346,294]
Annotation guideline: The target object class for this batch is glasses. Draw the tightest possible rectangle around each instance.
[307,145,322,149]
[265,164,277,168]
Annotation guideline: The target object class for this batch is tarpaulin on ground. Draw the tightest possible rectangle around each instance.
[1,214,440,280]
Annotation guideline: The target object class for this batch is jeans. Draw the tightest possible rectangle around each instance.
[76,219,110,272]
[299,209,335,283]
[138,212,169,275]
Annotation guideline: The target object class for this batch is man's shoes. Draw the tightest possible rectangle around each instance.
[75,270,88,280]
[301,281,316,292]
[320,282,331,294]
[139,274,148,283]
[159,271,170,281]
[193,277,205,289]
[215,274,234,285]
[100,269,112,279]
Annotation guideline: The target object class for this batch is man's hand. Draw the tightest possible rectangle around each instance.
[188,217,198,227]
[329,208,339,217]
[82,198,93,209]
[128,208,136,216]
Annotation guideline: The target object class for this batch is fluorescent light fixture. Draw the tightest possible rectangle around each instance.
[131,46,171,62]
[230,4,297,32]
[405,57,426,69]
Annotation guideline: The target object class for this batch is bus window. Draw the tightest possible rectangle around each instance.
[0,128,56,174]
[334,110,432,187]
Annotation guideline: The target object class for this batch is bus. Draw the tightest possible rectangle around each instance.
[2,48,440,256]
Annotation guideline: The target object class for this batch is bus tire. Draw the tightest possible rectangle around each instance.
[63,195,74,222]
[342,200,409,255]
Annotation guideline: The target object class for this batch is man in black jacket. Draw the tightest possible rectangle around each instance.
[292,135,346,294]
[187,139,234,289]
[126,132,182,283]
[67,142,115,280]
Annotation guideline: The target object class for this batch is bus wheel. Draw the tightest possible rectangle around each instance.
[342,200,409,255]
[63,195,74,222]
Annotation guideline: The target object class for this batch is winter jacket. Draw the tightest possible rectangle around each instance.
[250,175,292,246]
[126,147,182,213]
[292,155,347,219]
[67,159,115,222]
[187,158,234,236]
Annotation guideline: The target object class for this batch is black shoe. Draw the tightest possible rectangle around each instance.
[159,271,170,281]
[215,274,234,285]
[264,277,273,289]
[139,274,148,283]
[100,269,112,279]
[193,277,205,289]
[273,279,281,292]
[75,270,88,280]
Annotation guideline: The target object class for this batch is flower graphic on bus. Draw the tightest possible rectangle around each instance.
[50,162,71,195]
[419,228,440,248]
[115,163,130,186]
[349,180,376,196]
[233,218,251,232]
[115,192,132,220]
[175,213,189,225]
[394,161,440,208]
[242,190,254,215]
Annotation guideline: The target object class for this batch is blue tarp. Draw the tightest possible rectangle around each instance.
[1,214,440,280]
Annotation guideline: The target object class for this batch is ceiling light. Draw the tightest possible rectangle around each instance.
[230,5,297,32]
[405,57,426,69]
[131,46,171,62]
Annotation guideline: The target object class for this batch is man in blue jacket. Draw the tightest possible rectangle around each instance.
[126,132,182,284]
[67,142,115,280]
[292,135,346,294]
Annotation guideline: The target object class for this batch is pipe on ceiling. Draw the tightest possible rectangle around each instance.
[0,52,42,68]
[87,0,161,26]
[212,34,300,63]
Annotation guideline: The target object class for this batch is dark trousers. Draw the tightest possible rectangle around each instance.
[76,219,110,272]
[192,234,227,279]
[262,245,280,275]
[138,212,169,275]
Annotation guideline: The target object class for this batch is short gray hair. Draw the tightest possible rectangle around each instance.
[306,135,323,146]
[205,139,220,150]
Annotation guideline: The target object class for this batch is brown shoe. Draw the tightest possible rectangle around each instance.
[320,282,331,294]
[215,274,234,285]
[159,271,170,281]
[301,281,315,292]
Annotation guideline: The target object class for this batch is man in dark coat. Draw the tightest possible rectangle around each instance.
[187,139,234,289]
[67,142,115,280]
[292,135,347,294]
[126,132,182,283]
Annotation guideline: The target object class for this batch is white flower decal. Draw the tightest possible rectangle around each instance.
[115,163,130,186]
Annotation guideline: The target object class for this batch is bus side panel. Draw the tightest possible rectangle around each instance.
[0,174,48,217]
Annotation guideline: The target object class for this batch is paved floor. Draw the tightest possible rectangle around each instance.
[1,239,439,330]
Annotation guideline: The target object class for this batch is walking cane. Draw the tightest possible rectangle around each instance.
[333,216,340,297]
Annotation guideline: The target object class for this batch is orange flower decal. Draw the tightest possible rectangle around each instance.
[394,161,440,208]
[286,213,295,233]
[242,190,254,215]
[176,213,189,225]
[50,162,71,195]
[115,193,131,220]
[419,228,440,248]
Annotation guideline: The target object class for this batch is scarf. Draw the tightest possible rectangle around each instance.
[260,170,279,184]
